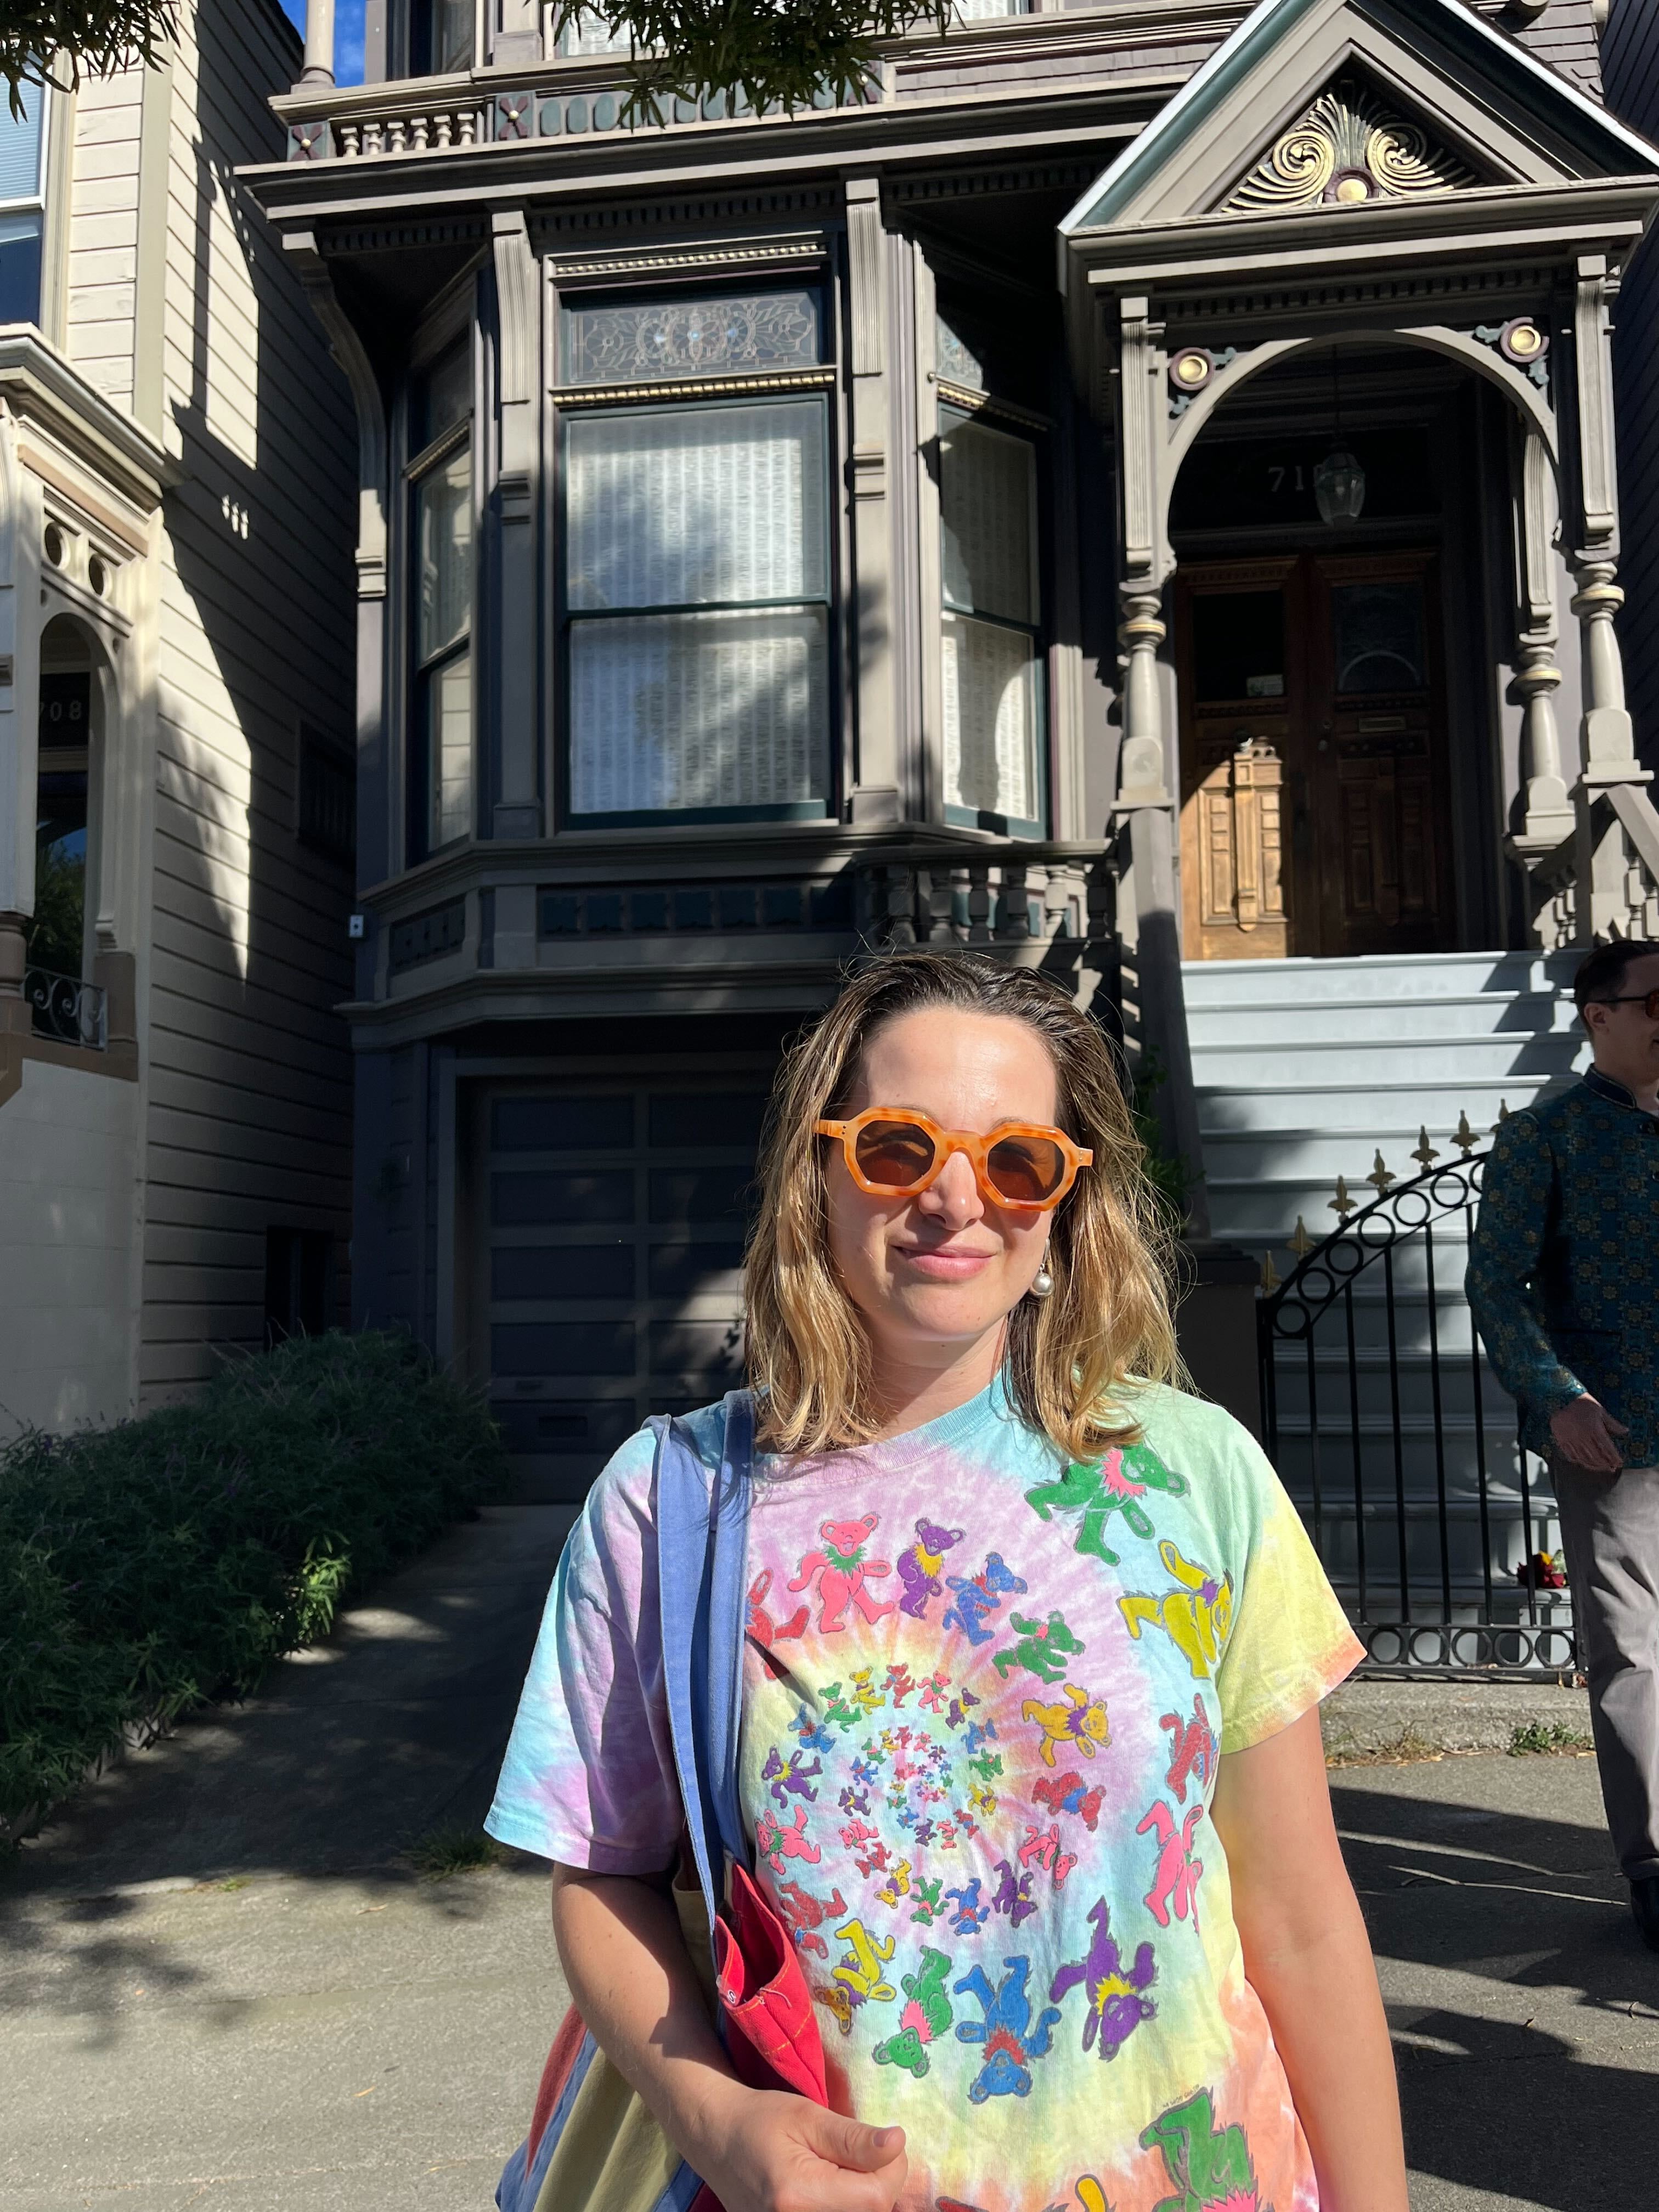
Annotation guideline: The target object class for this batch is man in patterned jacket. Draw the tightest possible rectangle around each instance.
[1468,939,1659,1949]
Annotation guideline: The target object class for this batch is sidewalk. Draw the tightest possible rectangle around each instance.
[2,1506,1652,2210]
[0,1504,578,2212]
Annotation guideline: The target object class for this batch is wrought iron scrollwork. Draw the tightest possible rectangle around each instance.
[1259,1144,1576,1677]
[25,965,107,1049]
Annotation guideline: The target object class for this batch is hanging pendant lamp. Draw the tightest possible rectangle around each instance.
[1313,349,1366,526]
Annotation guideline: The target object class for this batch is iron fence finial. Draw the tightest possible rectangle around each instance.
[1412,1125,1441,1170]
[1259,1251,1281,1294]
[1453,1110,1477,1156]
[1289,1214,1313,1257]
[1366,1149,1396,1194]
[1328,1175,1356,1220]
[1491,1100,1511,1134]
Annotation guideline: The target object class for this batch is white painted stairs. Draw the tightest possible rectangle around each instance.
[1184,950,1587,1647]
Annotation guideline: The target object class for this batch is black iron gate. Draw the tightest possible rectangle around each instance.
[1257,1147,1577,1676]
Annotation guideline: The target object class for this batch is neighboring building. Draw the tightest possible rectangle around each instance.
[0,0,356,1431]
[242,0,1659,1515]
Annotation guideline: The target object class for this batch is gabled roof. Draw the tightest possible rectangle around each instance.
[1060,0,1659,239]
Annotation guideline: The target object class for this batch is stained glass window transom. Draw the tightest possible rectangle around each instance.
[562,290,822,387]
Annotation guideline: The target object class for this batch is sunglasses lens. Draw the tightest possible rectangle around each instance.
[986,1133,1066,1205]
[854,1119,938,1189]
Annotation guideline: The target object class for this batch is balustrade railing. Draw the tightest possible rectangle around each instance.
[855,853,1109,955]
[25,965,107,1049]
[1523,782,1659,949]
[281,62,882,161]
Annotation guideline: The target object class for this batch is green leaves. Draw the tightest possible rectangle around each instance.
[549,0,951,123]
[0,0,179,120]
[0,1329,506,1846]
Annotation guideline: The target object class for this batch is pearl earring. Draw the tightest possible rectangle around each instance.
[1030,1261,1054,1300]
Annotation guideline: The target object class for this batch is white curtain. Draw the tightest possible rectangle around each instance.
[566,399,830,813]
[940,413,1040,821]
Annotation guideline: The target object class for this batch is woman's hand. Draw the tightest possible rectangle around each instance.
[690,2083,907,2212]
[551,1867,906,2212]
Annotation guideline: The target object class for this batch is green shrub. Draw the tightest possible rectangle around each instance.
[0,1330,506,1846]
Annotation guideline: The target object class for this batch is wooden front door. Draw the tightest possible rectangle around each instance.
[1176,550,1450,960]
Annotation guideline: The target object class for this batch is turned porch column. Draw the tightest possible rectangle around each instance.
[1568,252,1653,938]
[1510,426,1573,854]
[298,0,336,86]
[1114,295,1209,1235]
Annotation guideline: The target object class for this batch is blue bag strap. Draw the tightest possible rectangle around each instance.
[653,1389,755,1929]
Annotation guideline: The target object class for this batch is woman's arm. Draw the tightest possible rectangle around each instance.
[550,1864,907,2212]
[1207,1709,1408,2212]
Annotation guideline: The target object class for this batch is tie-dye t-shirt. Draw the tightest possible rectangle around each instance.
[488,1378,1362,2212]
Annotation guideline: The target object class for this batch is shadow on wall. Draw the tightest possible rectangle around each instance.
[147,0,358,1394]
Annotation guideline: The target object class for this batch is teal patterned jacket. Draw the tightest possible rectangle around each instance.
[1466,1066,1659,1466]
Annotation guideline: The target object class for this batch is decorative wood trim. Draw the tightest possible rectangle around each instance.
[934,379,1050,431]
[547,233,828,281]
[548,365,836,405]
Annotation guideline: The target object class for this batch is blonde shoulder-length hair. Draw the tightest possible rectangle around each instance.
[744,950,1182,1462]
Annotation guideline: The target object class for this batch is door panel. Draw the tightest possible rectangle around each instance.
[477,1076,766,1499]
[1176,561,1301,961]
[1177,549,1451,960]
[1311,554,1448,958]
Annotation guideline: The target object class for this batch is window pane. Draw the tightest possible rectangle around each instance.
[0,212,41,325]
[1332,580,1426,695]
[569,607,828,815]
[1193,591,1285,702]
[941,415,1037,625]
[0,82,45,206]
[563,292,821,387]
[417,447,471,661]
[32,681,89,980]
[567,400,826,612]
[943,612,1039,823]
[428,647,472,847]
[413,341,471,452]
[557,8,634,49]
[412,0,473,73]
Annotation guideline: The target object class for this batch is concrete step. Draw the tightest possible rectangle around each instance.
[1189,1031,1581,1086]
[1187,991,1580,1046]
[1180,949,1578,1009]
[1195,1072,1584,1133]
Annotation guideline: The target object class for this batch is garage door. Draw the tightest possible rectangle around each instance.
[483,1081,770,1498]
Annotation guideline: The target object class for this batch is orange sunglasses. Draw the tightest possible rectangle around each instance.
[816,1107,1093,1212]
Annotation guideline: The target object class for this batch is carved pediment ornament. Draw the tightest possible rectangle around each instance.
[1222,76,1480,213]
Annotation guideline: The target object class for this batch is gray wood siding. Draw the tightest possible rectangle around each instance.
[139,0,357,1394]
[1604,0,1659,767]
[66,72,143,405]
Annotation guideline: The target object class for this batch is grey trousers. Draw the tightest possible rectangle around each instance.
[1554,1459,1659,1883]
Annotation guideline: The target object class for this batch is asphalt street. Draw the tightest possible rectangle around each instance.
[1,1505,1654,2211]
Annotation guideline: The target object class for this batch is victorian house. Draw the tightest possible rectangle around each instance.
[241,0,1659,1514]
[0,0,356,1431]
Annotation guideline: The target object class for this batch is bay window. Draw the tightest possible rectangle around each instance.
[408,341,473,857]
[558,290,832,825]
[939,404,1045,836]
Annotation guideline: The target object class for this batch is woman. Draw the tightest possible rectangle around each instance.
[488,951,1408,2212]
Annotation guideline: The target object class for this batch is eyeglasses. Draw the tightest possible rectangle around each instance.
[1593,991,1659,1019]
[815,1107,1092,1212]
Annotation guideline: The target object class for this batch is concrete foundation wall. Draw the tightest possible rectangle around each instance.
[0,1059,138,1432]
